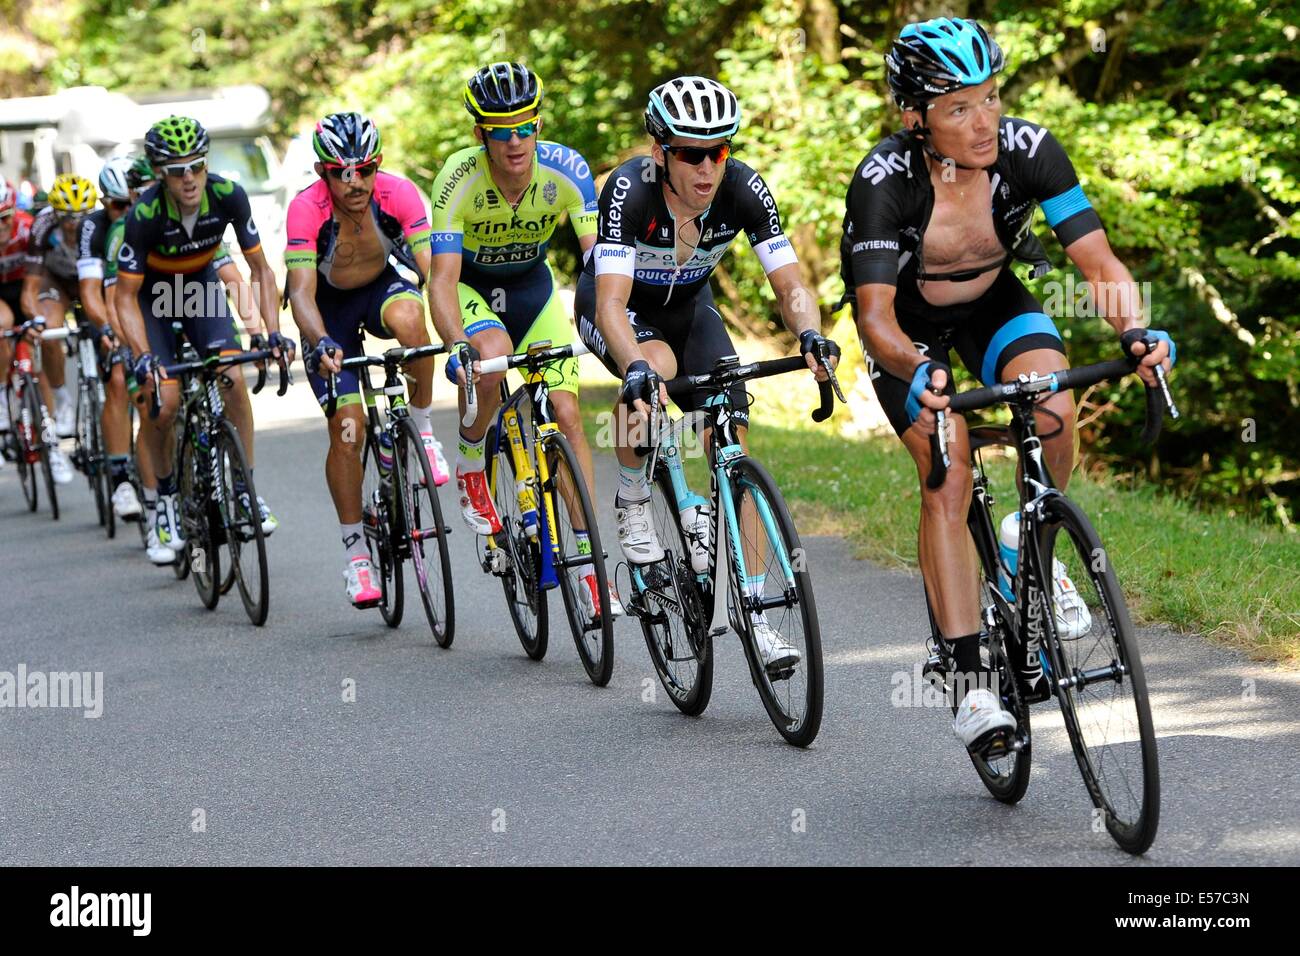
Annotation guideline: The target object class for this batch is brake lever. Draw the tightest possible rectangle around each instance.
[323,348,339,419]
[818,343,847,404]
[1153,364,1179,421]
[148,365,162,421]
[460,353,478,429]
[276,350,289,397]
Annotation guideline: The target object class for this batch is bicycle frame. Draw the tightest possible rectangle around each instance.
[484,359,565,591]
[642,387,799,639]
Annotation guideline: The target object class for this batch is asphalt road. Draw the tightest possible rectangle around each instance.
[1,373,1297,866]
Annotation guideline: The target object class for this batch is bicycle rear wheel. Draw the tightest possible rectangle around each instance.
[393,417,454,647]
[215,419,269,626]
[362,428,403,626]
[1037,495,1160,854]
[486,425,547,659]
[638,461,713,715]
[545,431,613,686]
[728,457,823,746]
[179,424,218,608]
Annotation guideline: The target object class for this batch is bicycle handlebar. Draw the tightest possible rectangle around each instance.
[148,347,290,420]
[663,353,841,424]
[924,348,1178,490]
[459,340,591,429]
[322,342,448,419]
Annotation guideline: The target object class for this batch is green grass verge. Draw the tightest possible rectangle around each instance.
[576,379,1300,665]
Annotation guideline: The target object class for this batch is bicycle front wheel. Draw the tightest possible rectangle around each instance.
[215,419,269,626]
[31,390,58,521]
[728,457,823,747]
[639,461,713,715]
[179,424,218,608]
[488,426,547,660]
[1037,495,1160,855]
[14,381,38,512]
[394,417,454,647]
[362,428,403,627]
[544,431,613,686]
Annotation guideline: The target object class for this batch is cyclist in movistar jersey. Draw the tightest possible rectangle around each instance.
[73,156,142,519]
[287,112,445,607]
[429,61,621,621]
[576,76,838,670]
[116,116,293,562]
[843,18,1174,750]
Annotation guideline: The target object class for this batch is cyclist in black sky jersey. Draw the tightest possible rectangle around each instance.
[842,18,1175,751]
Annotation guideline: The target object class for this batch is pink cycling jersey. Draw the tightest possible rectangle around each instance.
[284,171,431,287]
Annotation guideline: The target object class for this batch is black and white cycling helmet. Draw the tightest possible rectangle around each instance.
[312,112,383,167]
[644,76,741,142]
[98,156,134,202]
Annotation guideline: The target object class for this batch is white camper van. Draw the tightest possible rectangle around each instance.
[0,84,288,267]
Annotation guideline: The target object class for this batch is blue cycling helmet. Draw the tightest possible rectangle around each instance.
[885,17,1004,110]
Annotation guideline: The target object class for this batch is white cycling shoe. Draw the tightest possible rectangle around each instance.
[953,687,1017,752]
[54,391,75,438]
[48,446,74,484]
[112,481,143,520]
[614,495,665,564]
[752,618,801,672]
[145,526,176,566]
[1051,558,1093,639]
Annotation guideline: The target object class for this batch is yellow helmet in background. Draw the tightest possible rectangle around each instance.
[47,174,99,214]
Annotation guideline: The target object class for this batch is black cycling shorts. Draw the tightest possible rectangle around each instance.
[574,271,750,428]
[861,267,1067,437]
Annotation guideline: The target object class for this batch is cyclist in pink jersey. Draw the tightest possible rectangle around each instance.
[285,112,448,607]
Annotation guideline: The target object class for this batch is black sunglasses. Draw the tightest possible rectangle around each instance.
[662,142,731,166]
[325,162,379,181]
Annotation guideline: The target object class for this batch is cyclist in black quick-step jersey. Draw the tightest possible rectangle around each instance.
[576,76,839,672]
[843,18,1175,751]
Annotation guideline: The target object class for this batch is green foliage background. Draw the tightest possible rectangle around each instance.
[10,0,1298,524]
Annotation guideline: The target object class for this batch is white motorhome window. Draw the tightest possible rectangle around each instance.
[208,138,271,193]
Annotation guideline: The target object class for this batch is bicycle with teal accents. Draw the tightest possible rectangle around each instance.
[626,353,843,746]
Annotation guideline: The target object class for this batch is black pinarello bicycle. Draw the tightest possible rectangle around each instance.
[324,343,456,646]
[923,342,1177,855]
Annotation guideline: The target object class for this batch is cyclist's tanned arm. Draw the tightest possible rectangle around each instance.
[593,271,639,373]
[426,252,465,356]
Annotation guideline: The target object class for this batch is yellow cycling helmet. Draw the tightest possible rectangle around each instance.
[47,174,99,214]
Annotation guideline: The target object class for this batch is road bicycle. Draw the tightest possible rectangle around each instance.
[625,352,842,746]
[65,312,115,537]
[465,340,615,686]
[151,345,290,626]
[3,320,69,519]
[324,343,455,645]
[921,342,1176,854]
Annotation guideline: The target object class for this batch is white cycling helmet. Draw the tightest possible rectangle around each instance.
[644,76,740,141]
[98,156,134,202]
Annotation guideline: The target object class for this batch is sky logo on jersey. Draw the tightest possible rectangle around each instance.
[1001,121,1049,159]
[861,149,911,185]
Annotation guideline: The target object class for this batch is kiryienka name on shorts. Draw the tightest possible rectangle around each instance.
[0,665,103,718]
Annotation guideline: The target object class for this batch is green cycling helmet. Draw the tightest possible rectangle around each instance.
[126,154,157,190]
[144,115,210,164]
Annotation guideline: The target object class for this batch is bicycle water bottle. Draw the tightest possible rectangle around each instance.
[679,500,711,575]
[517,478,538,538]
[997,511,1020,601]
[377,431,394,479]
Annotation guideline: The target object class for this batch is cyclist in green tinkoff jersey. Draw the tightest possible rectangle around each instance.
[842,18,1175,751]
[288,112,448,608]
[428,61,622,621]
